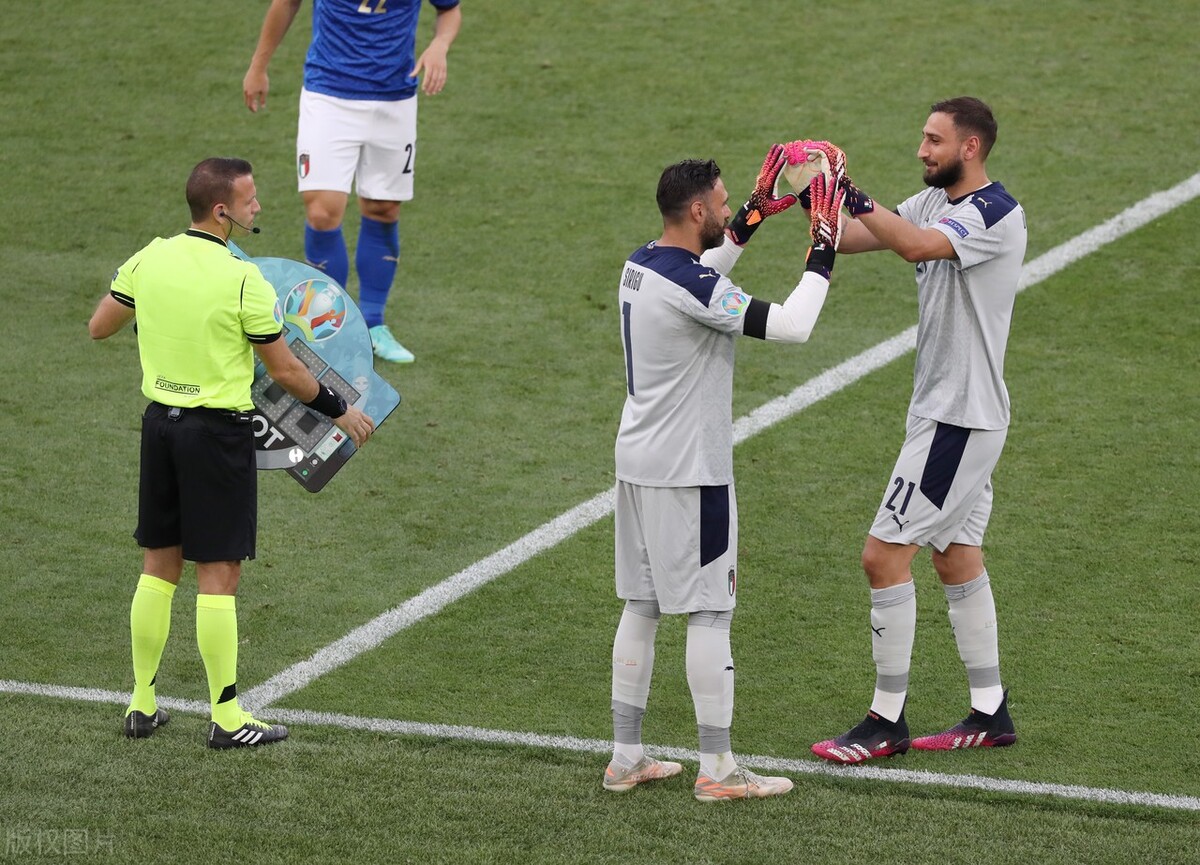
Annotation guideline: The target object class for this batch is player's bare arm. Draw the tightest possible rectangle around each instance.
[254,338,375,446]
[88,293,135,339]
[243,0,305,112]
[834,219,889,254]
[413,4,462,95]
[841,178,955,262]
[858,205,956,263]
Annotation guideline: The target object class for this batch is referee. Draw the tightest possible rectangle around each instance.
[89,157,374,749]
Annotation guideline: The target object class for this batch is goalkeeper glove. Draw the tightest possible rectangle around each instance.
[783,139,847,210]
[841,177,875,217]
[726,143,799,246]
[806,172,845,279]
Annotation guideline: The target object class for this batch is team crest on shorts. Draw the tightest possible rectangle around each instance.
[728,568,737,596]
[298,152,310,179]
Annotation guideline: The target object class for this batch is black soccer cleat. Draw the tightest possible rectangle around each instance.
[124,708,170,739]
[912,691,1017,750]
[207,716,289,750]
[812,710,911,764]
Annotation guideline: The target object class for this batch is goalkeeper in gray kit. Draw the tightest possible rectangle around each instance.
[811,96,1026,764]
[605,142,845,801]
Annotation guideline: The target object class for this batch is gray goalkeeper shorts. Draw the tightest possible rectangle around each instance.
[615,480,738,614]
[869,414,1007,552]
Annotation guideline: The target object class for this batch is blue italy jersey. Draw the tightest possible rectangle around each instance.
[304,0,460,101]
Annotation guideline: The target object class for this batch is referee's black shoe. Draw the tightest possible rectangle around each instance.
[124,708,170,739]
[207,715,289,750]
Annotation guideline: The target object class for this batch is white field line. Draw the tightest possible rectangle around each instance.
[2,679,1197,813]
[244,171,1200,709]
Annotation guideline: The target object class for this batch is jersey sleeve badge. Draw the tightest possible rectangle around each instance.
[719,289,750,316]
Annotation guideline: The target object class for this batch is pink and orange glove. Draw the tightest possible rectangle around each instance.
[809,172,846,250]
[781,139,847,210]
[805,164,847,280]
[726,143,800,246]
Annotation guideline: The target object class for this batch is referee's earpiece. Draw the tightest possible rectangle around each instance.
[217,209,261,234]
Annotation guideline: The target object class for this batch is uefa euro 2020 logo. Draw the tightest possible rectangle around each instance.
[283,278,346,342]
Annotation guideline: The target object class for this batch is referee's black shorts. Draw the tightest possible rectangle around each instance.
[135,402,257,562]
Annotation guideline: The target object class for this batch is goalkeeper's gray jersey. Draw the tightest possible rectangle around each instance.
[897,182,1026,430]
[615,242,751,487]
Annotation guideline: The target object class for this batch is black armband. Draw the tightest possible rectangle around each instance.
[804,243,836,280]
[304,383,347,419]
[743,297,771,340]
[725,202,762,246]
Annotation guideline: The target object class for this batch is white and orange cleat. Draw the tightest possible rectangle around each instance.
[693,767,793,802]
[602,755,684,792]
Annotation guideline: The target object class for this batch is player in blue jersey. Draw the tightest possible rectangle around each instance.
[243,0,462,363]
[810,97,1027,764]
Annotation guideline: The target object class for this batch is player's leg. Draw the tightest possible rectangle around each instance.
[125,403,184,737]
[815,416,957,763]
[604,482,681,792]
[863,536,920,724]
[302,190,351,286]
[914,427,1016,749]
[933,542,1005,713]
[356,198,400,330]
[810,534,918,764]
[298,89,361,287]
[356,95,417,363]
[177,409,287,748]
[649,484,790,800]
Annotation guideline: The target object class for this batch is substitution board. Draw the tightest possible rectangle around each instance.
[244,255,401,492]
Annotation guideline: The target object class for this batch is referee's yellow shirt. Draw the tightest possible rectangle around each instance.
[110,230,283,411]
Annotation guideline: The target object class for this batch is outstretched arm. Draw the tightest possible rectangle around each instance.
[841,179,955,261]
[835,218,889,253]
[754,170,846,344]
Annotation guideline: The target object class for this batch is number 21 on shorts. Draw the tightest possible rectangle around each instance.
[885,476,915,515]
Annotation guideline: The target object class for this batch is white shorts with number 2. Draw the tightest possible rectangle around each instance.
[297,88,417,201]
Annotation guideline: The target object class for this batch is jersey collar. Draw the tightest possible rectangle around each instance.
[947,181,995,206]
[185,228,228,247]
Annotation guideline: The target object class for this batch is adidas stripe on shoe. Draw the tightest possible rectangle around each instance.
[207,715,289,750]
[811,710,910,764]
[911,691,1016,751]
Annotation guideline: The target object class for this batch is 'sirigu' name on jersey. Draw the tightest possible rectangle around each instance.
[622,267,644,291]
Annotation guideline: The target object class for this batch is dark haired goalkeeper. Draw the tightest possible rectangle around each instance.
[811,97,1027,764]
[607,144,845,801]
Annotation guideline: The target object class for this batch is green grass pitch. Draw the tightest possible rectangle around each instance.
[1,1,1197,862]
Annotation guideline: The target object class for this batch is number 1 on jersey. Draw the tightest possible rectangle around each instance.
[621,301,634,395]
